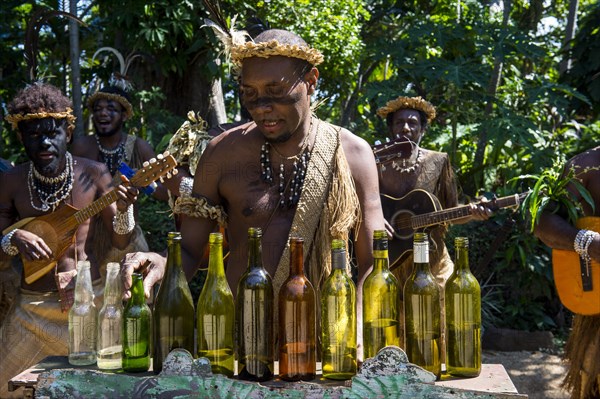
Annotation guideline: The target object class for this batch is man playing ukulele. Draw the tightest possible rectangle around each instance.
[0,83,138,397]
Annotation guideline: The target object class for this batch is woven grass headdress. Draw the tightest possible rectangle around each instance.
[376,96,436,123]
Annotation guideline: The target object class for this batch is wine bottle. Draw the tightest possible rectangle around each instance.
[278,237,316,381]
[236,227,274,381]
[153,232,195,373]
[321,239,357,380]
[123,272,152,372]
[362,230,400,360]
[97,262,123,370]
[445,237,481,377]
[68,260,98,366]
[197,232,235,377]
[404,232,442,379]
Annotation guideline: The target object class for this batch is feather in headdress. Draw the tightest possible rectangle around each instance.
[25,8,86,82]
[201,0,250,58]
[91,47,146,93]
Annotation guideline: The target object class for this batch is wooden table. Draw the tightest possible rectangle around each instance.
[9,353,526,399]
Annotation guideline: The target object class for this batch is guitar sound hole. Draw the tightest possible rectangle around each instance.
[391,211,414,240]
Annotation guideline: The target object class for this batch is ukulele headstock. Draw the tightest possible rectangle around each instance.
[132,151,178,187]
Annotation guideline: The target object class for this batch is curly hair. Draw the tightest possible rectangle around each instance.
[8,82,72,115]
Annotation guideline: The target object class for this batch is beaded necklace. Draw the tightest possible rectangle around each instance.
[28,152,74,212]
[260,118,314,208]
[96,135,126,175]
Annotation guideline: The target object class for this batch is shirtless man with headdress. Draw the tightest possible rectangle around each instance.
[534,146,600,399]
[71,81,157,260]
[0,83,138,397]
[121,28,385,352]
[375,95,490,348]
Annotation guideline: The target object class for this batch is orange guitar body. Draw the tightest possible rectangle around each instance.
[552,217,600,316]
[19,205,80,284]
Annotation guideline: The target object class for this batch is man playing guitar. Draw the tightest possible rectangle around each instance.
[374,94,490,348]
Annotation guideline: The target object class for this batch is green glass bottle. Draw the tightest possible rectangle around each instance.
[97,262,123,370]
[445,237,481,377]
[362,230,400,360]
[153,232,195,373]
[123,272,152,372]
[197,232,235,377]
[404,232,442,379]
[321,239,357,380]
[236,227,274,381]
[278,237,316,381]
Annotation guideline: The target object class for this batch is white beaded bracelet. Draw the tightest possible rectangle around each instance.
[1,229,19,256]
[113,204,135,235]
[574,229,598,260]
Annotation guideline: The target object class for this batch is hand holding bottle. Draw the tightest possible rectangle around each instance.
[121,251,167,299]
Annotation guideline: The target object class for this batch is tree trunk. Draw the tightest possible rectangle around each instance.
[559,0,579,74]
[69,0,83,137]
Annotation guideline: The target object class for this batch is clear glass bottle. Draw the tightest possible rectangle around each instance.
[68,260,98,366]
[122,272,152,372]
[321,239,357,380]
[278,237,316,381]
[362,230,400,360]
[404,232,442,379]
[445,237,482,377]
[236,227,274,381]
[153,232,195,373]
[197,232,235,377]
[97,262,123,370]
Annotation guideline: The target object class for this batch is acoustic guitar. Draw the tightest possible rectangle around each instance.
[552,217,600,315]
[381,189,527,270]
[2,152,178,284]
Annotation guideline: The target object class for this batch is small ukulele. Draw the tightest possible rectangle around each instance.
[381,189,526,270]
[552,217,600,315]
[3,152,178,284]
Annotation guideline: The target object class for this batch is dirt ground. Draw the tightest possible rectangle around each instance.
[482,350,569,399]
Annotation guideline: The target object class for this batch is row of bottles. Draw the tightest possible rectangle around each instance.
[364,230,481,379]
[68,228,479,381]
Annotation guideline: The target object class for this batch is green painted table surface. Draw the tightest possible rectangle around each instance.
[8,348,526,399]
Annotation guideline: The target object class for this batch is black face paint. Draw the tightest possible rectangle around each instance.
[19,118,69,176]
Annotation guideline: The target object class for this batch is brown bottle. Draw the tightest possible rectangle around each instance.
[278,237,316,381]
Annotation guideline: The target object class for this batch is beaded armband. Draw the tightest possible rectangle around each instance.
[113,204,135,235]
[1,229,19,256]
[179,176,194,198]
[574,229,598,261]
[173,196,228,227]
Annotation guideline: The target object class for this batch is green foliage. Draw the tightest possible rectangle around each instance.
[136,194,175,253]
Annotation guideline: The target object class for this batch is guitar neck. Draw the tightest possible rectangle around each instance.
[73,190,119,224]
[412,194,520,229]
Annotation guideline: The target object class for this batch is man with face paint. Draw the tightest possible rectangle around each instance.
[0,83,138,397]
[121,29,385,357]
[71,85,162,263]
[375,96,490,349]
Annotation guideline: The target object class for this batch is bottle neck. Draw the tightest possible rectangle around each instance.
[103,268,122,304]
[130,276,146,306]
[247,236,263,271]
[372,249,390,271]
[166,239,183,278]
[290,241,304,276]
[455,246,470,272]
[74,266,94,303]
[208,240,226,278]
[331,249,346,271]
[413,240,430,273]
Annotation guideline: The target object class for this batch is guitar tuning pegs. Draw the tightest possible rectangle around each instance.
[143,161,150,168]
[172,169,179,175]
[166,172,172,179]
[159,177,165,183]
[150,158,157,164]
[163,150,170,157]
[156,153,164,160]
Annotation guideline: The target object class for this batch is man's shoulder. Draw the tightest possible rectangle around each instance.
[570,146,600,168]
[73,155,109,176]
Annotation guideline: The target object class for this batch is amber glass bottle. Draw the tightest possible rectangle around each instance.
[153,232,195,373]
[278,237,316,381]
[445,237,481,377]
[236,227,274,381]
[321,239,357,380]
[404,232,442,379]
[362,230,400,359]
[123,272,152,372]
[197,232,235,377]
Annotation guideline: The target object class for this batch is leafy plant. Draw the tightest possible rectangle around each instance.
[513,160,595,233]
